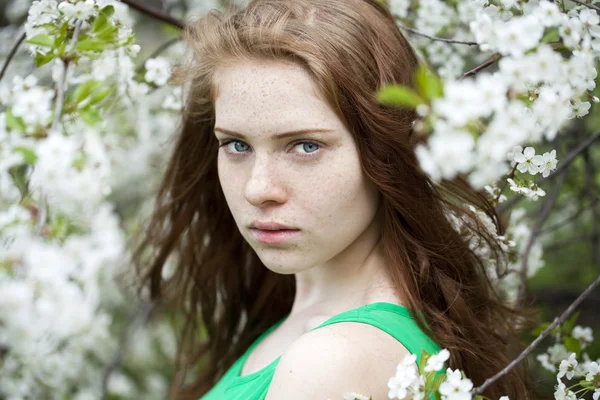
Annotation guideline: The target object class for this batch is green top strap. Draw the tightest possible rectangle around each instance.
[200,301,443,400]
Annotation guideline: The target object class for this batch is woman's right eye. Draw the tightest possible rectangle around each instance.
[219,139,250,155]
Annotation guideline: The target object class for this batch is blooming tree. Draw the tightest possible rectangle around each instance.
[0,0,599,399]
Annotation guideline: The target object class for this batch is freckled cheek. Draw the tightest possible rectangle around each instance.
[217,158,246,200]
[293,159,366,223]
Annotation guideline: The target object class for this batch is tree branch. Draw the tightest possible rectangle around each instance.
[0,31,26,83]
[51,20,82,132]
[394,22,478,45]
[135,36,182,74]
[498,131,600,214]
[120,0,186,30]
[546,131,600,179]
[582,149,600,266]
[517,169,565,305]
[472,274,600,395]
[493,165,516,205]
[538,196,599,235]
[461,53,501,79]
[570,0,600,12]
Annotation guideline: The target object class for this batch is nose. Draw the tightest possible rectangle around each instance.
[244,155,288,207]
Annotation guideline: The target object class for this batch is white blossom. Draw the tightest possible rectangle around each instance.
[58,0,97,21]
[439,368,473,400]
[537,150,558,178]
[144,57,172,86]
[388,0,410,18]
[554,378,577,400]
[557,353,578,380]
[584,361,600,381]
[424,349,451,373]
[387,353,421,400]
[415,128,475,183]
[537,353,556,373]
[568,98,591,119]
[514,147,543,175]
[572,326,594,347]
[344,392,370,400]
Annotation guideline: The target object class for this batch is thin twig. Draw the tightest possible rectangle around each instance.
[544,131,600,180]
[35,194,47,235]
[395,22,478,45]
[582,149,600,266]
[493,165,516,205]
[461,53,502,79]
[570,0,600,12]
[538,196,599,235]
[498,131,600,214]
[544,234,594,253]
[472,274,600,395]
[135,36,182,74]
[51,20,82,131]
[517,171,565,305]
[0,31,26,83]
[120,0,185,29]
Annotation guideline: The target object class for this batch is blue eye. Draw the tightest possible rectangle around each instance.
[297,142,320,154]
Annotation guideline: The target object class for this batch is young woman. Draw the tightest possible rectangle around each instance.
[133,0,535,399]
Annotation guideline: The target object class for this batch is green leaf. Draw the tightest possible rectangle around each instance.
[5,109,26,133]
[54,22,69,46]
[72,154,87,171]
[430,372,446,391]
[93,13,109,33]
[8,164,29,198]
[35,23,59,30]
[415,63,443,100]
[579,379,594,388]
[88,86,115,106]
[94,5,117,37]
[72,80,104,104]
[25,34,55,47]
[74,38,105,51]
[418,349,430,376]
[80,109,102,125]
[160,23,183,37]
[562,311,580,335]
[531,322,551,336]
[34,51,56,67]
[95,25,119,42]
[100,5,115,17]
[541,28,560,44]
[377,84,425,108]
[13,147,38,164]
[564,336,581,356]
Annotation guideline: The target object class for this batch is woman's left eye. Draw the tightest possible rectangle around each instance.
[294,141,321,155]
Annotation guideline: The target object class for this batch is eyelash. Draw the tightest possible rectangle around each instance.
[217,139,322,158]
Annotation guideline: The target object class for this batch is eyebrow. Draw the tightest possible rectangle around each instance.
[214,127,335,140]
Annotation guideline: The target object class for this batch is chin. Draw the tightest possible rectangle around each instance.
[256,253,311,275]
[264,266,298,275]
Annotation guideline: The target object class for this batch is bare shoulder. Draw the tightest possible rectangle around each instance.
[265,322,411,400]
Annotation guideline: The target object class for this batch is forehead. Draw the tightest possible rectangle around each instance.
[213,60,341,134]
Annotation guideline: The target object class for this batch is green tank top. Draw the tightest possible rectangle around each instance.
[200,302,441,400]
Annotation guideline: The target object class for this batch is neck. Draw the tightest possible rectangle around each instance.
[289,209,401,318]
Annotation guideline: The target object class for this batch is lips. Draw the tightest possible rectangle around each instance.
[249,227,300,244]
[249,221,297,230]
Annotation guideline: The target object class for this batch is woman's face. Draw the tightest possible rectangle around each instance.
[213,60,381,274]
